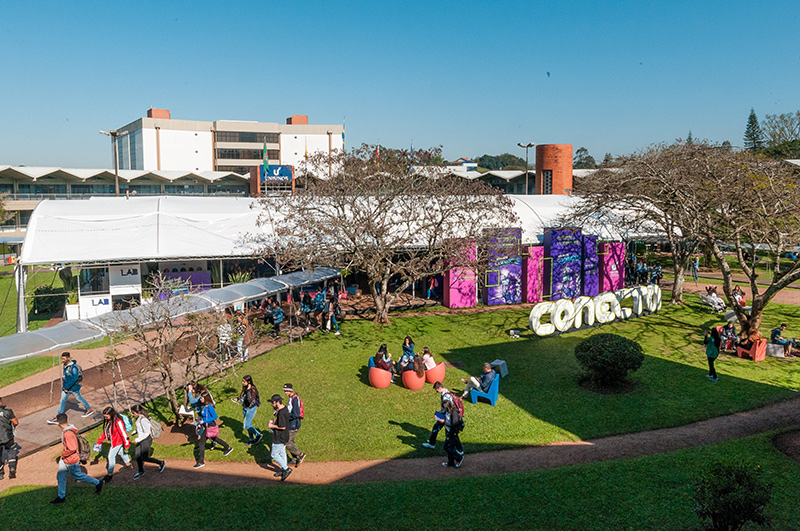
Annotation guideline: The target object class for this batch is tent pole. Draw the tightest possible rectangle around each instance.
[15,264,28,333]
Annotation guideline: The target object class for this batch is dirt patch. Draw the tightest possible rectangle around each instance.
[772,429,800,463]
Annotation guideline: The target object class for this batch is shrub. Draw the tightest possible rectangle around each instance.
[573,333,644,385]
[32,285,66,314]
[693,461,771,531]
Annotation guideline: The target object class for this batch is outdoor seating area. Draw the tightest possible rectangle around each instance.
[469,373,501,406]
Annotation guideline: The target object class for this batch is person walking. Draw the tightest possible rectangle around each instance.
[130,404,165,480]
[441,399,465,468]
[324,294,341,335]
[422,381,453,449]
[232,375,262,446]
[95,407,131,482]
[268,394,292,481]
[692,256,700,283]
[51,413,103,504]
[0,396,19,480]
[47,352,94,424]
[193,391,233,469]
[282,384,306,467]
[704,327,722,382]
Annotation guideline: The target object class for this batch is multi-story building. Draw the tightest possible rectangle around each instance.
[115,108,345,174]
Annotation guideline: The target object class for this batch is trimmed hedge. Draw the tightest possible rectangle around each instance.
[574,333,644,385]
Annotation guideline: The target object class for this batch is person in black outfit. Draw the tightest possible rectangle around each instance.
[442,400,464,468]
[0,396,19,479]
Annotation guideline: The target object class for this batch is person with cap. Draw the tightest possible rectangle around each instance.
[0,396,19,480]
[283,384,306,467]
[268,394,292,481]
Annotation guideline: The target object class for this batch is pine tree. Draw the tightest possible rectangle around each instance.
[744,108,765,151]
[686,131,693,144]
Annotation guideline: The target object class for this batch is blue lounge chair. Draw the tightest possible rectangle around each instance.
[470,374,500,406]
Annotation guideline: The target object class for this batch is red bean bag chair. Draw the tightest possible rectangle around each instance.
[401,370,426,390]
[368,367,393,388]
[425,362,446,384]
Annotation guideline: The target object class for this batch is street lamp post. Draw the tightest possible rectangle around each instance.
[517,142,535,194]
[100,129,129,197]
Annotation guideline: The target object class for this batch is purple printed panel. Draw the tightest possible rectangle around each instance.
[523,246,544,303]
[600,242,625,291]
[582,235,599,297]
[544,228,583,301]
[482,228,522,306]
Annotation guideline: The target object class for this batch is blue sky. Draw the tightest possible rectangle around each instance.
[1,0,798,168]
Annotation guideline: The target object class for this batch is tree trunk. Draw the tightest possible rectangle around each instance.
[672,268,686,304]
[160,366,180,424]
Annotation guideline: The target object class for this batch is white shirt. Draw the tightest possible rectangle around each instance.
[134,416,152,443]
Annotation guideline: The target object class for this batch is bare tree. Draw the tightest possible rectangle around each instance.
[101,275,227,423]
[255,145,519,324]
[762,111,800,147]
[569,142,705,304]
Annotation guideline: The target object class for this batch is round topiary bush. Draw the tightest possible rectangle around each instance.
[574,333,644,386]
[693,461,771,531]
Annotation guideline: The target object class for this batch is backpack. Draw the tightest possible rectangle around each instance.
[149,418,163,439]
[75,363,83,383]
[120,414,133,433]
[314,291,325,311]
[71,429,91,464]
[450,395,465,417]
[334,302,342,318]
[292,393,304,419]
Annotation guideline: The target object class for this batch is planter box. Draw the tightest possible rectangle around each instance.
[65,303,79,321]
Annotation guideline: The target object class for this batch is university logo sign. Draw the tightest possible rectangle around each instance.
[260,165,292,183]
[529,285,662,336]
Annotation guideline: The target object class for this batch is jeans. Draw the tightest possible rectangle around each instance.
[707,357,717,379]
[243,406,261,441]
[57,459,99,499]
[428,421,444,445]
[196,432,230,465]
[0,439,17,476]
[271,442,288,470]
[107,444,130,474]
[328,316,339,332]
[58,388,91,414]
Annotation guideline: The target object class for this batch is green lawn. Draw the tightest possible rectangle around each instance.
[72,298,800,466]
[2,432,799,530]
[0,355,58,389]
[0,269,63,337]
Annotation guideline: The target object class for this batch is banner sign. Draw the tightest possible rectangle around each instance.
[544,228,583,300]
[529,285,662,336]
[260,165,293,183]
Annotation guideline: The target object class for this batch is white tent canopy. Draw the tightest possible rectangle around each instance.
[19,196,276,265]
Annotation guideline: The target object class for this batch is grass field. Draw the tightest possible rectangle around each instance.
[65,298,800,467]
[0,269,63,337]
[2,432,798,530]
[0,355,58,389]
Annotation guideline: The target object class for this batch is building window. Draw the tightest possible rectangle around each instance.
[216,149,279,160]
[216,166,254,175]
[71,184,115,197]
[80,267,109,295]
[165,184,204,194]
[208,184,248,195]
[542,170,553,194]
[215,131,279,143]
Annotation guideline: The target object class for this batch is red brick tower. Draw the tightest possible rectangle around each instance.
[535,144,573,195]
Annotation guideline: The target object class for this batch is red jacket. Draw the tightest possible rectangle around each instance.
[96,418,130,449]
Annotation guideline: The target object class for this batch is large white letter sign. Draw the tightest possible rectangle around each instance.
[529,301,555,336]
[528,285,661,336]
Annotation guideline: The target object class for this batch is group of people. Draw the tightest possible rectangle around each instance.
[299,288,342,335]
[186,378,306,482]
[625,257,663,286]
[703,321,800,382]
[372,336,437,381]
[218,308,254,363]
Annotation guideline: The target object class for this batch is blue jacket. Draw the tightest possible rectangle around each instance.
[200,404,218,426]
[272,306,284,324]
[287,394,302,430]
[479,370,496,392]
[402,342,415,358]
[62,360,82,391]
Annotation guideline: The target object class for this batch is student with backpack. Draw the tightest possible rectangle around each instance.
[232,375,262,446]
[324,294,341,335]
[130,404,165,480]
[0,396,19,480]
[442,399,465,468]
[300,291,314,330]
[422,381,456,449]
[47,352,94,424]
[95,407,131,482]
[51,413,103,504]
[282,383,306,467]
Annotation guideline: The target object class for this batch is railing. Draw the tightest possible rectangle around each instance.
[4,191,248,201]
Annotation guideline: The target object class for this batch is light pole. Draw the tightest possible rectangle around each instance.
[100,129,129,196]
[517,142,535,194]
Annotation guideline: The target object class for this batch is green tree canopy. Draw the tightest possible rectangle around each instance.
[476,153,527,170]
[744,108,765,151]
[573,147,597,169]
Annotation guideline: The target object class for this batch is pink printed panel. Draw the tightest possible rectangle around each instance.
[523,246,544,303]
[443,242,477,308]
[600,242,625,291]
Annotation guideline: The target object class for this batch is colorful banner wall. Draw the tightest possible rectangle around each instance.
[582,235,599,297]
[600,242,625,291]
[544,228,583,301]
[443,242,477,308]
[522,246,544,303]
[483,228,522,306]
